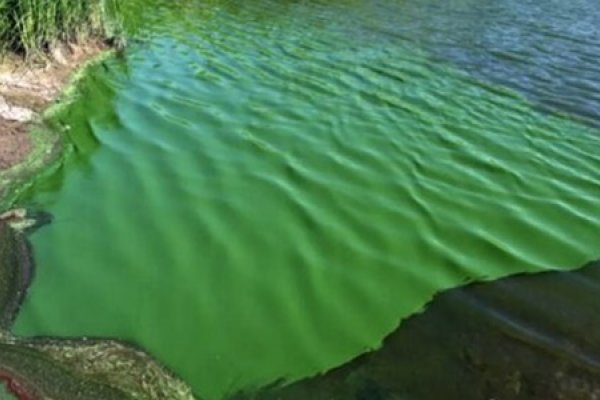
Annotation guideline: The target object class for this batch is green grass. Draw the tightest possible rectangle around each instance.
[0,0,121,56]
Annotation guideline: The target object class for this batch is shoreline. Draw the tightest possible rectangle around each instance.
[0,44,199,399]
[0,41,109,209]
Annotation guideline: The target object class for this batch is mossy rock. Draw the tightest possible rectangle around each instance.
[0,342,131,400]
[0,220,31,330]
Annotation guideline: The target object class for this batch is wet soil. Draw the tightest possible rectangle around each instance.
[0,42,106,172]
[0,121,29,171]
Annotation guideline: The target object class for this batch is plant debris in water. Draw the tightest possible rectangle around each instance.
[0,210,197,400]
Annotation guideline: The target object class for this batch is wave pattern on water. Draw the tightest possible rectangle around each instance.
[362,0,600,127]
[11,0,600,398]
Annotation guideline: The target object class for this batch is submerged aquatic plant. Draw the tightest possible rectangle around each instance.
[0,211,197,400]
[0,0,122,56]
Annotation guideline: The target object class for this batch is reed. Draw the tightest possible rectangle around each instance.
[0,0,121,56]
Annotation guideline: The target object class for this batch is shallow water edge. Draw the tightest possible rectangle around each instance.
[237,259,600,400]
[0,48,114,210]
[0,51,198,399]
[0,216,197,399]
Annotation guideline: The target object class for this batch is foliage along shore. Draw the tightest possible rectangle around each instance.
[0,0,122,56]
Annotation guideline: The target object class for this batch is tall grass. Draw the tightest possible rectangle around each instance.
[0,0,121,56]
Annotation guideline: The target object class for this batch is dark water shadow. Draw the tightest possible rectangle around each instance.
[238,260,600,400]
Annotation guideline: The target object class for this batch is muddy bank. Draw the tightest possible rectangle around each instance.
[238,261,600,400]
[0,42,108,205]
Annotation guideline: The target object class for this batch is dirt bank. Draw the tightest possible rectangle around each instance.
[0,42,106,204]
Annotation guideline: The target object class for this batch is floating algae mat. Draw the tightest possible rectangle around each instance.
[11,0,600,398]
[0,386,15,400]
[0,214,194,399]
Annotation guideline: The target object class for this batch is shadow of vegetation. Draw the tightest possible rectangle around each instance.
[237,260,600,400]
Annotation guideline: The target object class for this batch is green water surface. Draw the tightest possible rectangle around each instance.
[0,386,16,400]
[12,0,600,398]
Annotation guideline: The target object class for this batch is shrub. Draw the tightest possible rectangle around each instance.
[0,0,121,56]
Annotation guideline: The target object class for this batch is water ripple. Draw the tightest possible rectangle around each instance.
[11,0,600,399]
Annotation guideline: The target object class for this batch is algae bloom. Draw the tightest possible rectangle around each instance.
[0,211,196,400]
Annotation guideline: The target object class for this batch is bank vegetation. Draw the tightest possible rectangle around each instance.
[0,0,122,57]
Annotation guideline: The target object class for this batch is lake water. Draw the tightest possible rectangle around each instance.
[12,0,600,398]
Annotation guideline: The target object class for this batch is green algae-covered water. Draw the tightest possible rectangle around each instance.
[0,386,16,400]
[12,0,600,398]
